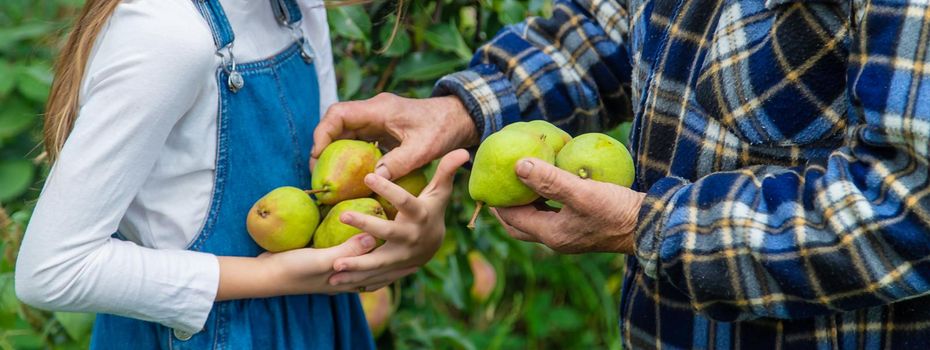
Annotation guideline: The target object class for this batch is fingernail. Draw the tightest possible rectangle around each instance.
[360,235,375,249]
[335,264,346,272]
[516,159,534,178]
[340,213,354,224]
[374,164,391,179]
[364,173,377,186]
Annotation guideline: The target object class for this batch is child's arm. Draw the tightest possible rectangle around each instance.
[13,2,371,334]
[213,235,382,301]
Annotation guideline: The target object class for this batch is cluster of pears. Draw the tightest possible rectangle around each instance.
[246,139,429,253]
[468,120,635,227]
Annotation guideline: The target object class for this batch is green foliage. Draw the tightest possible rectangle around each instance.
[0,0,628,349]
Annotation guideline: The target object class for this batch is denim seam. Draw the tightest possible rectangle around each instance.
[186,68,230,251]
[270,64,304,179]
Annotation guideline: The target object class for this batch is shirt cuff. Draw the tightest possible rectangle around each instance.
[634,176,690,279]
[432,64,522,141]
[160,250,219,333]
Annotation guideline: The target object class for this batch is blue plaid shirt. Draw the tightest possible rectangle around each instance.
[434,0,930,348]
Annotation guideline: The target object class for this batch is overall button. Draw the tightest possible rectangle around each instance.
[173,328,195,341]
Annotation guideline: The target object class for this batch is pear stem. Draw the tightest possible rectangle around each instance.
[467,201,483,229]
[304,189,327,195]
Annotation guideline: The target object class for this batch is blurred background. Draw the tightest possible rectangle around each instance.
[0,0,632,348]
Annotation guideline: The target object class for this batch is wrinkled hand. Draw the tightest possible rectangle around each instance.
[312,93,478,181]
[327,149,470,291]
[493,158,646,254]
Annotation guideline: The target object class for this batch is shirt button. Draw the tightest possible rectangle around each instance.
[173,328,195,341]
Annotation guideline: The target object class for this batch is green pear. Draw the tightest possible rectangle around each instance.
[467,129,555,228]
[313,198,387,248]
[503,120,572,153]
[556,133,635,187]
[246,186,320,252]
[310,140,383,205]
[375,168,429,219]
[360,287,394,338]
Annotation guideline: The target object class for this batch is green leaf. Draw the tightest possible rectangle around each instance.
[328,6,371,41]
[336,58,362,100]
[424,23,472,61]
[0,98,35,140]
[0,273,18,314]
[0,159,35,202]
[393,52,467,83]
[426,327,477,350]
[0,61,15,97]
[0,22,56,51]
[378,17,411,57]
[7,329,45,350]
[55,312,96,341]
[16,62,52,103]
[606,121,633,145]
[441,256,466,310]
[495,0,527,25]
[549,307,584,331]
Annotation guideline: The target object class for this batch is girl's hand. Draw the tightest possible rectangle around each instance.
[327,149,470,291]
[216,234,384,300]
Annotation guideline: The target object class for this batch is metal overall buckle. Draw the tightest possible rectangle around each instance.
[284,21,314,64]
[217,43,244,93]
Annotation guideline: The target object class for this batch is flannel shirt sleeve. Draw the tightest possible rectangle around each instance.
[635,0,930,322]
[432,0,634,140]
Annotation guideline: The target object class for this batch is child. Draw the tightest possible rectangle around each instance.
[14,0,467,348]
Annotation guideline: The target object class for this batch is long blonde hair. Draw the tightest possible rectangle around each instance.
[43,0,121,163]
[43,0,401,163]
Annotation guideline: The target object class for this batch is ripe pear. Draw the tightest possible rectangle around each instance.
[375,168,429,219]
[310,140,382,205]
[468,251,497,303]
[246,186,320,252]
[556,133,635,187]
[313,198,387,248]
[503,120,572,153]
[360,287,394,338]
[468,129,555,228]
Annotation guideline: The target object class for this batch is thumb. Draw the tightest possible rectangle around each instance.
[375,143,433,180]
[515,158,588,204]
[319,233,377,262]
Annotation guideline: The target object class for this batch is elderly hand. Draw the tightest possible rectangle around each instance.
[312,93,478,181]
[327,149,470,291]
[493,158,646,254]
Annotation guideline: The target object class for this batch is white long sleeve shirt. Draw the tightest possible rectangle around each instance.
[14,0,336,333]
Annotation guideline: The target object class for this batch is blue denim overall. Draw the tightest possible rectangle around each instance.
[89,0,374,348]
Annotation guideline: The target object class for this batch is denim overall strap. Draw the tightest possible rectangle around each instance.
[193,0,234,50]
[88,0,374,349]
[271,0,303,25]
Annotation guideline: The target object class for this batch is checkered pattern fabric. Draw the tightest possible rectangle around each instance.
[434,0,930,348]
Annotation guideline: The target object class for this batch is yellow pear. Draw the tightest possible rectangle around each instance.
[374,168,429,219]
[246,186,320,252]
[310,140,382,205]
[313,198,387,248]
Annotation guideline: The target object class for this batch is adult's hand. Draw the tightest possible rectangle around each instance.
[312,93,479,180]
[327,149,470,291]
[493,158,646,254]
